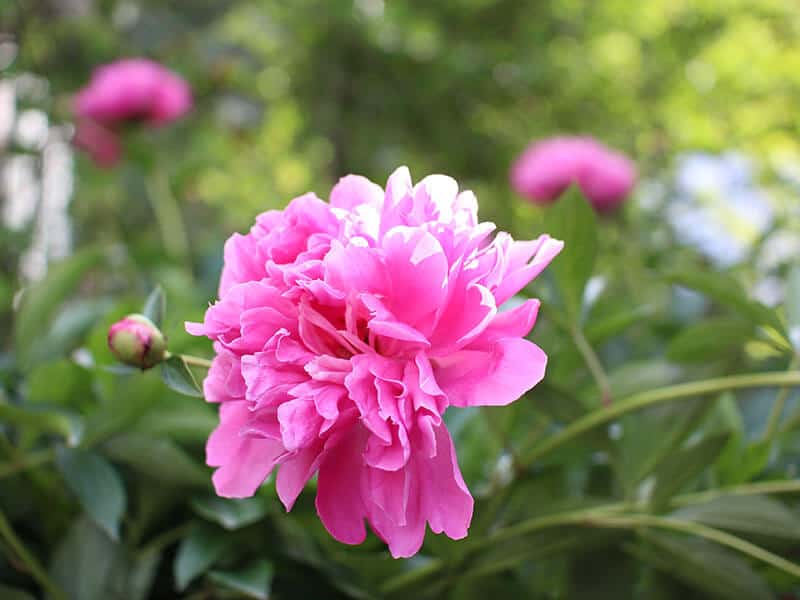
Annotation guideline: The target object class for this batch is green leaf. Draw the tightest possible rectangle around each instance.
[174,523,230,591]
[142,285,166,328]
[787,264,800,351]
[50,516,129,600]
[649,432,731,509]
[102,433,209,486]
[666,317,754,363]
[14,247,106,369]
[672,495,800,541]
[606,359,683,399]
[161,355,203,397]
[617,397,713,492]
[668,268,784,333]
[715,436,772,485]
[0,400,83,446]
[191,496,269,530]
[585,303,658,345]
[209,559,274,599]
[56,447,126,541]
[628,531,772,600]
[540,187,597,321]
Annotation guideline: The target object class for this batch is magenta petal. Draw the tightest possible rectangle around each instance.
[316,430,368,545]
[276,445,321,511]
[207,403,284,498]
[434,338,548,407]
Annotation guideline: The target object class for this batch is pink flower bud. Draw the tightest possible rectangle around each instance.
[108,314,166,369]
[510,136,636,213]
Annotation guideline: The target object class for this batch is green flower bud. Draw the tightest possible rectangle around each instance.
[107,314,167,369]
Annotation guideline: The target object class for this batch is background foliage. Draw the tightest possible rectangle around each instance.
[1,1,800,598]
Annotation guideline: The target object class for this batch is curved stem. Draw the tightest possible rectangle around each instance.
[586,514,800,579]
[520,371,800,467]
[0,509,67,600]
[571,326,613,406]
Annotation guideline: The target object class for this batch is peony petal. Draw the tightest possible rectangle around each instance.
[433,338,547,407]
[316,429,368,545]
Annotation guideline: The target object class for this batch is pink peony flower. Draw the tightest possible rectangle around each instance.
[510,136,636,212]
[187,167,563,558]
[75,58,192,126]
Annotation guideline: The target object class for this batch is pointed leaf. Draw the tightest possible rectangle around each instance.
[14,247,106,369]
[56,447,126,540]
[649,432,731,509]
[50,516,129,600]
[628,531,773,600]
[209,559,274,599]
[672,495,800,541]
[174,523,231,591]
[540,187,597,321]
[161,356,203,397]
[191,496,269,530]
[666,317,754,363]
[102,433,209,486]
[142,286,166,328]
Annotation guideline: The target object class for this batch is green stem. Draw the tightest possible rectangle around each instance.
[519,371,800,467]
[179,354,213,370]
[761,356,799,442]
[571,326,613,406]
[586,514,800,579]
[0,509,67,600]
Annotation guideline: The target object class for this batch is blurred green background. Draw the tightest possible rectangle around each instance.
[2,1,800,599]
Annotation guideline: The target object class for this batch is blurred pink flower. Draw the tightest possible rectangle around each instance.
[75,58,192,126]
[72,119,121,168]
[510,136,636,212]
[187,166,562,558]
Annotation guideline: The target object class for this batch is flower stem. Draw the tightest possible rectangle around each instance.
[0,509,67,600]
[570,326,613,406]
[177,354,213,370]
[519,371,800,468]
[671,479,800,507]
[584,514,800,579]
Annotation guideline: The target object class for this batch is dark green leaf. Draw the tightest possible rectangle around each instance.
[174,523,231,591]
[666,317,754,363]
[142,286,166,328]
[161,355,203,397]
[102,433,209,486]
[209,559,274,599]
[540,187,597,321]
[56,447,126,541]
[50,516,128,600]
[628,531,772,600]
[0,401,83,446]
[672,495,800,541]
[14,247,106,369]
[191,496,269,530]
[649,433,731,509]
